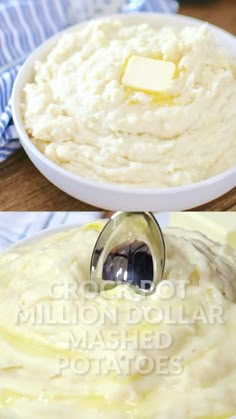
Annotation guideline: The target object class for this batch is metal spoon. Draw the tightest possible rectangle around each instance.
[90,212,165,296]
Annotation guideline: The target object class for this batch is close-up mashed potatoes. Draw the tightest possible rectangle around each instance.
[0,221,236,418]
[22,19,236,188]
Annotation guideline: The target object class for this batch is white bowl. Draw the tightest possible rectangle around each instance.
[12,13,236,211]
[5,224,80,253]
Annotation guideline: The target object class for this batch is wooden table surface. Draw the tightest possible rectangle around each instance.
[0,0,235,211]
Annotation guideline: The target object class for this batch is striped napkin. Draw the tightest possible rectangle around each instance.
[0,212,169,252]
[0,0,178,163]
[0,212,102,251]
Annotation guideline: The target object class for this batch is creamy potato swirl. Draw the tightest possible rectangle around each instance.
[22,20,236,187]
[0,222,236,418]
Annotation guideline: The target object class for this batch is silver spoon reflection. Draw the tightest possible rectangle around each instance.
[90,212,165,296]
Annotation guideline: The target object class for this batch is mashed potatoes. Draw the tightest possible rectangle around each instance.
[22,19,236,188]
[0,221,236,418]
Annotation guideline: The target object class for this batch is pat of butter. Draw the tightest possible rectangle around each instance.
[122,55,176,93]
[169,213,236,249]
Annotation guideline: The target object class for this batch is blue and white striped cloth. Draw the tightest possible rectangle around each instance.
[0,0,178,163]
[0,212,102,251]
[0,211,169,251]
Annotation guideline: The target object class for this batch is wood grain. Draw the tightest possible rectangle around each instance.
[0,0,235,211]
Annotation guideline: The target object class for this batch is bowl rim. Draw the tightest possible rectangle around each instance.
[2,223,82,254]
[12,12,236,197]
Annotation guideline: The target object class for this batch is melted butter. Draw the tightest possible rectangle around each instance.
[0,389,234,418]
[0,325,85,360]
[120,54,182,107]
[195,415,235,419]
[0,389,138,413]
[127,87,178,106]
[81,220,105,233]
[0,390,22,407]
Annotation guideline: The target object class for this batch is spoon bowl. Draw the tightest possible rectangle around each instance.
[90,212,165,296]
